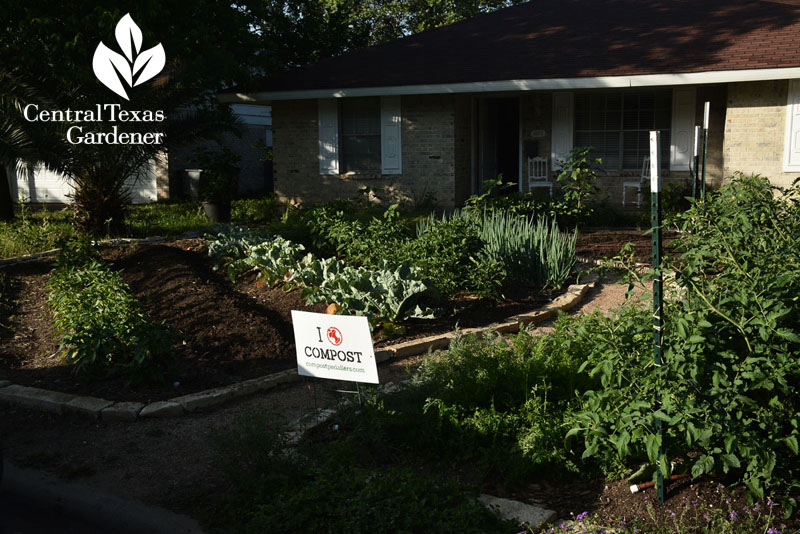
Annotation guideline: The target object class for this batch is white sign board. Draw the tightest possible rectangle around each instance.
[291,310,379,384]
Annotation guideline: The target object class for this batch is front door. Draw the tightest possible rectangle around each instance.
[475,97,520,194]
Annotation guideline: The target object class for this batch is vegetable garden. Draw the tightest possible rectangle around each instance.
[1,173,798,533]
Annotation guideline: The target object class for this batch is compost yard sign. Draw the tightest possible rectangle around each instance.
[291,310,379,384]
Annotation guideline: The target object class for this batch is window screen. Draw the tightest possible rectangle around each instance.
[575,90,671,171]
[340,97,381,173]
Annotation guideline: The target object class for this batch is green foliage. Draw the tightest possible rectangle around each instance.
[302,204,506,298]
[473,210,576,287]
[197,147,241,204]
[462,147,601,227]
[46,240,173,383]
[208,412,515,534]
[205,226,441,329]
[302,203,410,262]
[0,207,75,258]
[571,174,800,503]
[406,214,504,297]
[125,201,208,237]
[404,323,596,480]
[553,146,602,224]
[297,256,441,327]
[231,195,278,225]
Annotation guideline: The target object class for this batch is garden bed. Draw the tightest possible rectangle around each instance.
[576,228,680,263]
[0,237,573,403]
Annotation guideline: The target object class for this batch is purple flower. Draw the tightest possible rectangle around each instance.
[576,511,589,522]
[767,528,779,534]
[729,511,738,519]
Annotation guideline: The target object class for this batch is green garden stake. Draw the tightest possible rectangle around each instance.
[701,102,710,202]
[649,130,666,505]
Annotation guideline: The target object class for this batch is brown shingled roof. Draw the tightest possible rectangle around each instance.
[258,0,800,92]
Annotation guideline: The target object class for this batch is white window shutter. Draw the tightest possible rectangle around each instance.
[784,79,800,171]
[670,87,696,171]
[551,92,574,170]
[318,99,339,175]
[381,96,402,174]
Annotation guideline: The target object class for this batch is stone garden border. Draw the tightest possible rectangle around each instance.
[0,233,597,420]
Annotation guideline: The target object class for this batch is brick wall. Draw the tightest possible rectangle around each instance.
[273,95,459,209]
[724,80,800,188]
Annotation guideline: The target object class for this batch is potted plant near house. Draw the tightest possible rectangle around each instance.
[198,148,240,223]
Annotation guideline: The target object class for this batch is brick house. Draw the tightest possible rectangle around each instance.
[220,0,800,210]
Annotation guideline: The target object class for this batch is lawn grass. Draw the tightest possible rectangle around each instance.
[0,196,278,259]
[0,208,76,259]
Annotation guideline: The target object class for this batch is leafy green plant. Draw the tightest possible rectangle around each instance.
[46,240,174,383]
[197,147,240,204]
[205,228,441,329]
[295,256,441,329]
[205,225,262,275]
[553,146,601,224]
[570,174,800,505]
[407,213,504,298]
[413,323,597,480]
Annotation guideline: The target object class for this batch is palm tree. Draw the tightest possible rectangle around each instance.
[0,70,68,221]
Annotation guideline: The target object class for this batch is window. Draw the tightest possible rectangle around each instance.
[318,97,402,176]
[574,90,672,171]
[340,97,381,173]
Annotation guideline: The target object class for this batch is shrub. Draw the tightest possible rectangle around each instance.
[46,240,174,383]
[570,174,800,503]
[301,203,409,263]
[406,214,504,298]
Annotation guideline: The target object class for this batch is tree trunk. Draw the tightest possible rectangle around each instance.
[0,164,16,221]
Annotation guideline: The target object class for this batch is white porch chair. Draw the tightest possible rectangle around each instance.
[622,156,649,208]
[527,157,552,197]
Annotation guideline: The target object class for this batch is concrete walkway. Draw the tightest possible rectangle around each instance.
[1,461,204,534]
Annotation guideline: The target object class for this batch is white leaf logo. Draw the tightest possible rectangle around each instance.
[92,13,165,100]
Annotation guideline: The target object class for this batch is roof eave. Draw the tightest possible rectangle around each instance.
[218,66,800,104]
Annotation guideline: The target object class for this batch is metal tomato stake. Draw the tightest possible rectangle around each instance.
[650,130,666,504]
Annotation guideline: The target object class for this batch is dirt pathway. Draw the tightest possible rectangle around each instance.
[0,272,636,518]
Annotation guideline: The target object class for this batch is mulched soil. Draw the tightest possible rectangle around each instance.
[0,228,670,403]
[0,237,566,403]
[577,228,680,263]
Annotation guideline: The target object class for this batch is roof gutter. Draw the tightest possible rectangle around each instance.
[218,66,800,103]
